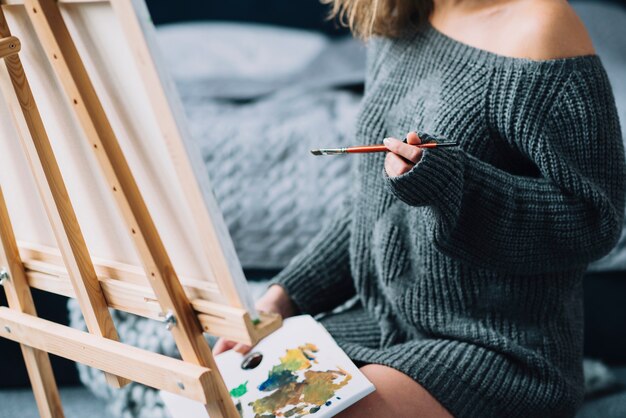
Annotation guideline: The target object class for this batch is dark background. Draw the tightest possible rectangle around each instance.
[146,0,349,35]
[1,0,625,389]
[145,0,626,33]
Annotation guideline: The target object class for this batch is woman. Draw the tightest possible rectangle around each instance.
[215,0,625,416]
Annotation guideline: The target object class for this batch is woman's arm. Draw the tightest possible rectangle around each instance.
[384,69,626,274]
[269,39,389,315]
[214,192,356,355]
[267,195,355,315]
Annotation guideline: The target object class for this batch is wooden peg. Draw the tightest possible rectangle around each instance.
[0,35,20,58]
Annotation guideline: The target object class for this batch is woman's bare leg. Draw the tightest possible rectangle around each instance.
[336,364,453,418]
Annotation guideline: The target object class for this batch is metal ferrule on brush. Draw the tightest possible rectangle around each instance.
[310,148,348,155]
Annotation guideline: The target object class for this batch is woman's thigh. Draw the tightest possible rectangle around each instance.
[336,364,453,418]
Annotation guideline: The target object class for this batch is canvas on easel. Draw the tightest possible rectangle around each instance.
[0,0,258,316]
[0,0,282,417]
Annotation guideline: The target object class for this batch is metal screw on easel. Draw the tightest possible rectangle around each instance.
[0,268,9,286]
[163,310,177,331]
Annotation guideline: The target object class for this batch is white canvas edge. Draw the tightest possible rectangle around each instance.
[126,0,257,316]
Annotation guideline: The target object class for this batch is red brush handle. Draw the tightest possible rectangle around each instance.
[346,142,439,153]
[346,145,387,153]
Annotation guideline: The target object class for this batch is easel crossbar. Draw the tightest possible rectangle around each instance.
[0,307,215,403]
[19,242,223,302]
[22,268,281,346]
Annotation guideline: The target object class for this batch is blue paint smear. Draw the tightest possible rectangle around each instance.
[257,369,296,392]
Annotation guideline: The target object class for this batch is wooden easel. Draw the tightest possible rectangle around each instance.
[0,1,281,417]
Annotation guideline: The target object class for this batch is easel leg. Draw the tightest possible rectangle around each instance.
[0,5,127,388]
[20,346,65,418]
[205,401,228,418]
[0,188,64,418]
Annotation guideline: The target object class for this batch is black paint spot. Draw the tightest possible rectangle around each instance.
[241,352,263,370]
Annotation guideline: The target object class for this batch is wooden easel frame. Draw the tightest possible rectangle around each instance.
[0,1,281,417]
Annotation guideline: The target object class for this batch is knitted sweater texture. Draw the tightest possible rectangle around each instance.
[270,23,625,417]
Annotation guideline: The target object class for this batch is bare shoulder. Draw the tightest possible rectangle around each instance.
[504,0,595,60]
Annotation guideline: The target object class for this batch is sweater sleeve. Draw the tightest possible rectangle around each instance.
[384,68,626,274]
[267,196,355,315]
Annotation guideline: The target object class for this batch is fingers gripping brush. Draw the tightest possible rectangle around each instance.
[310,132,458,156]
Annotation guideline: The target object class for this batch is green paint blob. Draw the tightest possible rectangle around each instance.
[230,381,248,398]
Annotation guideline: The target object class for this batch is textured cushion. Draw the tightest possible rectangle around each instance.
[156,22,365,269]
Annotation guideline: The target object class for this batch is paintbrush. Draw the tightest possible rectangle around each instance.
[310,132,458,156]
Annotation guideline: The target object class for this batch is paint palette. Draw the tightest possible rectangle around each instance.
[161,315,375,418]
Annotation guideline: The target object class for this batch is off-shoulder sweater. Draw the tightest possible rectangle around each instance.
[269,23,625,417]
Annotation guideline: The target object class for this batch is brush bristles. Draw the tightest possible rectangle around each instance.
[310,148,346,155]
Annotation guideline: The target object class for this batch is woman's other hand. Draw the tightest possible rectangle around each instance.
[384,131,423,177]
[212,284,298,355]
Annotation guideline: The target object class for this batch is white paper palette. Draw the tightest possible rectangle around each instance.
[161,315,375,418]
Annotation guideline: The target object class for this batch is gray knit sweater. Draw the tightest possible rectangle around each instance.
[270,23,625,418]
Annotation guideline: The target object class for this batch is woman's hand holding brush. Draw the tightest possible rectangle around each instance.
[384,131,424,177]
[310,130,457,176]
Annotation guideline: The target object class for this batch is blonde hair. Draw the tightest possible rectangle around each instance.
[321,0,433,39]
